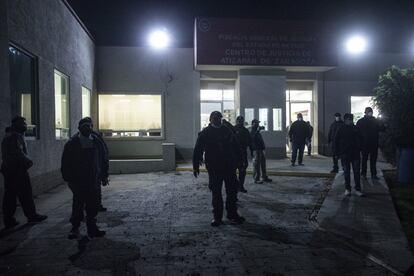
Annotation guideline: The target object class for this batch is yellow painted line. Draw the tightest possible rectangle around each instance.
[176,167,335,178]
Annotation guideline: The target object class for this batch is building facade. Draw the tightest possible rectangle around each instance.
[1,0,413,196]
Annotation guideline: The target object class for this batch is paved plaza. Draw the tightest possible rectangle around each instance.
[0,162,413,275]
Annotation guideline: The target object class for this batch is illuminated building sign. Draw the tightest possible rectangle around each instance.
[195,18,337,68]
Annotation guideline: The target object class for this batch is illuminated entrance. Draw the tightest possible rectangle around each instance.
[285,82,315,153]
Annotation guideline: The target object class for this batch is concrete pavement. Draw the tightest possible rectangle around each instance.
[0,163,412,275]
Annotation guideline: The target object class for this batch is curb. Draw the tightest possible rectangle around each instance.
[176,167,335,178]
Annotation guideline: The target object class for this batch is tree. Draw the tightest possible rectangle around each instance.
[373,66,414,166]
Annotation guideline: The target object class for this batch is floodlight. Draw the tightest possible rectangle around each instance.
[345,35,367,54]
[148,29,170,49]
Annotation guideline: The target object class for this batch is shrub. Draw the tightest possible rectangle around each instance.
[373,66,414,165]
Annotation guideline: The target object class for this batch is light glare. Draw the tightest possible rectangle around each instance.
[346,35,367,54]
[149,30,170,49]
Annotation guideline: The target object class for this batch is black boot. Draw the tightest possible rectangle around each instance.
[87,223,105,238]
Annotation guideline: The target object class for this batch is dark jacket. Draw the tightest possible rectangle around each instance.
[308,125,314,140]
[234,124,253,153]
[92,131,109,179]
[69,131,109,179]
[334,124,362,159]
[356,116,383,150]
[289,120,310,145]
[1,131,32,173]
[250,126,265,151]
[193,124,241,173]
[61,134,106,185]
[328,120,344,145]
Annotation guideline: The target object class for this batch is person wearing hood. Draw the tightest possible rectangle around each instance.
[193,111,245,227]
[328,113,345,173]
[1,116,47,229]
[356,107,384,180]
[61,118,106,239]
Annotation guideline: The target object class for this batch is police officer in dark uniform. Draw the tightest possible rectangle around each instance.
[1,116,47,229]
[328,113,344,173]
[289,113,310,166]
[251,119,272,184]
[193,111,245,227]
[80,117,109,212]
[356,107,383,180]
[61,118,106,239]
[234,116,252,193]
[334,113,364,197]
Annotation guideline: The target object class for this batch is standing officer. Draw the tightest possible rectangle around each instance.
[234,115,252,193]
[356,107,383,180]
[251,119,272,184]
[334,113,364,197]
[1,116,47,229]
[289,113,310,166]
[193,111,245,227]
[61,118,106,239]
[328,113,344,173]
[83,117,109,212]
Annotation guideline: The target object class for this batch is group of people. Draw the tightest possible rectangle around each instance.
[328,107,383,196]
[193,111,272,227]
[1,116,109,239]
[1,107,382,233]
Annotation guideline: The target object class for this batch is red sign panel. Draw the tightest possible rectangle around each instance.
[195,18,337,67]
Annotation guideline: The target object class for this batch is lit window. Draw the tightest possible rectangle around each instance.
[9,45,38,137]
[54,70,70,139]
[98,94,162,137]
[351,96,379,123]
[82,86,91,118]
[244,108,254,128]
[200,89,235,129]
[288,90,312,102]
[273,108,282,131]
[259,108,268,131]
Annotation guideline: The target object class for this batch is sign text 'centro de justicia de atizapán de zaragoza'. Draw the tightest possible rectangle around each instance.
[194,18,338,68]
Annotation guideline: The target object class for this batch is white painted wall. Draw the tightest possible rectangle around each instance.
[96,47,200,159]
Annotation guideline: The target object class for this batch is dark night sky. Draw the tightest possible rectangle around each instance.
[67,0,414,52]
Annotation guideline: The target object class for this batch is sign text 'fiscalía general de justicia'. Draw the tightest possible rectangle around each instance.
[194,18,337,68]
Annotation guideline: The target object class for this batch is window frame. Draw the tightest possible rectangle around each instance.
[8,42,40,140]
[97,92,165,140]
[81,85,92,118]
[53,69,71,140]
[200,88,235,130]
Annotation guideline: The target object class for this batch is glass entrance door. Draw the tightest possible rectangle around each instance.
[286,88,314,153]
[290,102,311,123]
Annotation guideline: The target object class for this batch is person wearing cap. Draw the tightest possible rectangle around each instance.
[1,116,47,229]
[356,107,384,180]
[72,117,109,212]
[328,113,344,173]
[234,115,253,193]
[334,113,364,197]
[61,118,106,238]
[288,113,310,166]
[250,119,272,184]
[193,111,245,226]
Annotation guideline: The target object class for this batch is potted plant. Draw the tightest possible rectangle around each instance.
[373,66,414,184]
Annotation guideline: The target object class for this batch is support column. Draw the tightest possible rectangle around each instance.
[238,69,287,159]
